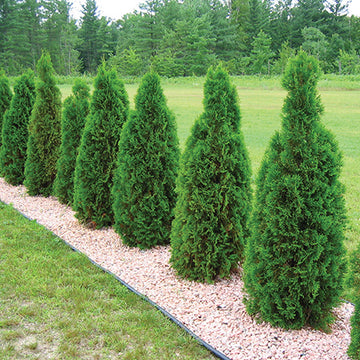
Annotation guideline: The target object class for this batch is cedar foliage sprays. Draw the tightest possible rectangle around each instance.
[24,52,62,197]
[170,66,252,282]
[0,69,12,149]
[54,79,90,204]
[73,64,129,228]
[348,244,360,359]
[0,70,35,185]
[112,72,180,248]
[243,51,346,330]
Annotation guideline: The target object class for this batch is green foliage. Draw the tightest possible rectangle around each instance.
[348,243,360,359]
[151,50,183,78]
[1,0,360,77]
[73,63,129,228]
[243,51,347,330]
[248,30,274,75]
[112,72,180,248]
[110,47,143,77]
[54,79,90,205]
[170,66,252,282]
[78,0,116,74]
[302,27,329,71]
[272,41,296,74]
[0,70,35,185]
[24,52,62,197]
[339,49,360,75]
[0,69,12,149]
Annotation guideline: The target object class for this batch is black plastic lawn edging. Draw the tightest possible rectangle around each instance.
[1,201,232,360]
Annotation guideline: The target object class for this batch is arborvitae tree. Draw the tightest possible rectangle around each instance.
[0,69,12,149]
[243,51,347,330]
[0,70,35,185]
[54,79,90,205]
[24,52,62,197]
[112,72,180,249]
[170,66,252,283]
[73,63,129,228]
[348,243,360,359]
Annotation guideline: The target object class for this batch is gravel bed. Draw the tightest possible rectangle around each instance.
[0,177,354,360]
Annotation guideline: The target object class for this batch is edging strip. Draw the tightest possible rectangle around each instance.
[3,201,232,360]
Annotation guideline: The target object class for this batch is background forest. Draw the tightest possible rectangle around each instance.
[0,0,360,77]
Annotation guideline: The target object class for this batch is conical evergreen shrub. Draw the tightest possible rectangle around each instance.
[0,69,12,149]
[0,70,35,185]
[243,51,347,330]
[348,244,360,359]
[112,72,180,249]
[170,66,252,283]
[73,63,129,228]
[24,52,62,197]
[54,79,90,205]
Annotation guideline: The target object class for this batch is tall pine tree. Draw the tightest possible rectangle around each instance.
[0,70,35,185]
[112,72,180,249]
[73,63,129,228]
[243,51,347,330]
[54,79,90,205]
[170,65,252,283]
[24,51,62,196]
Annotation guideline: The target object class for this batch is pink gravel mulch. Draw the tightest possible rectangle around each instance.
[0,177,354,360]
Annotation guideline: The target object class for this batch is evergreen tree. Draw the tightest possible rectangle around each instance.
[170,66,252,283]
[2,0,45,74]
[348,243,360,359]
[249,30,274,74]
[54,79,90,205]
[290,0,327,48]
[42,0,81,75]
[24,51,62,197]
[229,0,251,51]
[77,0,114,74]
[243,51,347,330]
[0,70,35,185]
[112,72,180,249]
[73,63,129,228]
[0,69,12,149]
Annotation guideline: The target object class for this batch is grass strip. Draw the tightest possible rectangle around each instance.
[0,202,215,360]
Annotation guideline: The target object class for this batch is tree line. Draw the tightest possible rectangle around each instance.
[1,0,360,76]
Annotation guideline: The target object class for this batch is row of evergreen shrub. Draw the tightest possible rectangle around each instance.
[0,52,358,354]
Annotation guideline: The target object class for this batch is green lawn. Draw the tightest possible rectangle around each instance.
[0,202,215,359]
[59,75,360,266]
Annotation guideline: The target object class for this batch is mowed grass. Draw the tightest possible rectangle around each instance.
[0,202,216,359]
[58,76,360,254]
